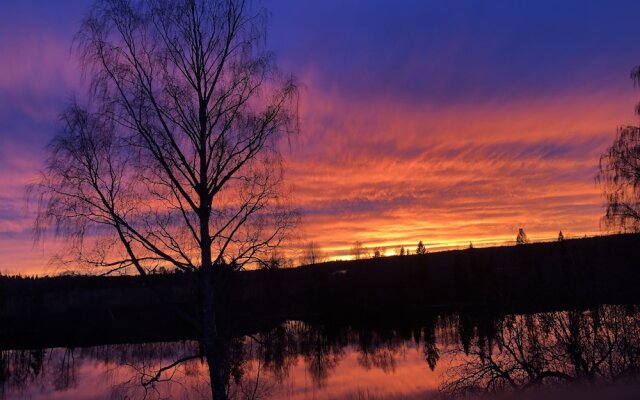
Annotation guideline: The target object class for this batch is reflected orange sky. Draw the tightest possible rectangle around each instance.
[11,341,445,400]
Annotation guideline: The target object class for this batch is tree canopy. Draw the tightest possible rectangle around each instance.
[598,126,640,232]
[32,0,299,276]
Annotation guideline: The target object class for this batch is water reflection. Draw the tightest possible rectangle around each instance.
[3,305,640,399]
[440,305,640,397]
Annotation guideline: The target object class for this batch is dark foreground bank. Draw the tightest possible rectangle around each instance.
[0,233,638,349]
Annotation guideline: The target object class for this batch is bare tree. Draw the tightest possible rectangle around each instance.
[516,228,529,245]
[300,241,325,265]
[595,66,640,232]
[258,248,289,270]
[372,246,384,258]
[598,126,640,232]
[416,241,427,255]
[30,1,298,398]
[350,241,368,260]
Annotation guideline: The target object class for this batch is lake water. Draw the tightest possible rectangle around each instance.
[3,304,640,399]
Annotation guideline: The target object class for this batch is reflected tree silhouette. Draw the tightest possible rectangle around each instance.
[251,322,299,383]
[356,330,402,373]
[299,325,344,387]
[423,324,440,371]
[439,305,640,397]
[53,348,77,391]
[4,307,640,399]
[0,349,46,399]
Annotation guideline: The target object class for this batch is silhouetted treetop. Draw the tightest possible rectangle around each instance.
[351,241,367,260]
[516,228,529,245]
[598,126,640,232]
[372,246,384,258]
[595,66,640,233]
[416,241,427,255]
[300,241,325,265]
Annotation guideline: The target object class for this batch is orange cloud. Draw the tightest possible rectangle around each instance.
[285,79,637,260]
[1,23,639,273]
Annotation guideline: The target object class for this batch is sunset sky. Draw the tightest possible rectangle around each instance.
[1,1,640,274]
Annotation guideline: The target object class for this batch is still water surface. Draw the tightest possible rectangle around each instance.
[4,305,640,399]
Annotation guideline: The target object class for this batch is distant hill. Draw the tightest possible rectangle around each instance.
[0,233,638,349]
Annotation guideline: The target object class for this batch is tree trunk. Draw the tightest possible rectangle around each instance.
[201,265,226,400]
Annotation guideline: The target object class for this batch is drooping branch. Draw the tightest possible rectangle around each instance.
[597,125,640,232]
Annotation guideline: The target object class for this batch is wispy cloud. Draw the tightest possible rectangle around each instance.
[2,1,640,272]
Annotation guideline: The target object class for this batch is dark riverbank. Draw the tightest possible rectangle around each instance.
[1,233,638,349]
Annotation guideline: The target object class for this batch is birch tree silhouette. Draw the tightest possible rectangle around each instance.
[597,66,640,232]
[598,126,640,232]
[31,0,298,398]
